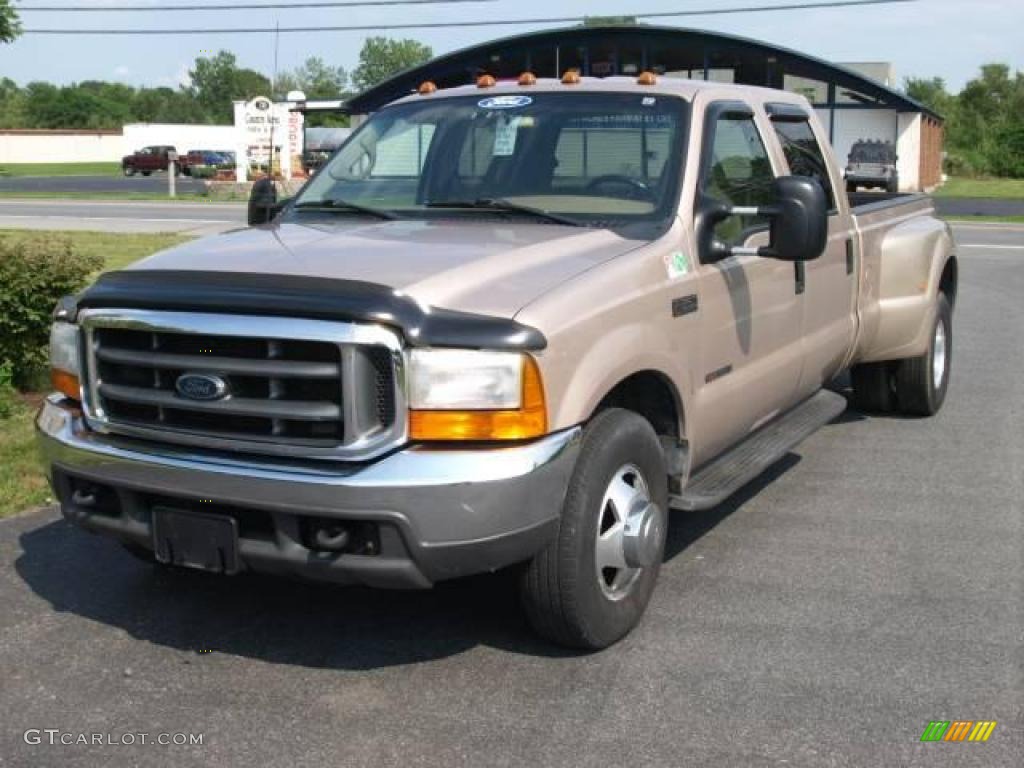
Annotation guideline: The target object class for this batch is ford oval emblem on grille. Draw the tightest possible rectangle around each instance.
[175,373,229,401]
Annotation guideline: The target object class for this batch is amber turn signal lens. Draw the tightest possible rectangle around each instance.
[561,69,581,85]
[476,74,496,88]
[418,80,438,95]
[409,356,547,441]
[51,369,81,401]
[637,71,658,85]
[517,71,537,86]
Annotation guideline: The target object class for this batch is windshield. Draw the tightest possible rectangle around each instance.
[292,92,689,232]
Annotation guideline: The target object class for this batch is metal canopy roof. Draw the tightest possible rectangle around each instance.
[345,24,941,120]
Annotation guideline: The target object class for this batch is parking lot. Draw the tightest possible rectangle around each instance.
[1,224,1021,768]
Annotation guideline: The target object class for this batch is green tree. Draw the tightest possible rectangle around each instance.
[0,77,26,127]
[188,51,271,123]
[1,0,20,43]
[352,37,432,92]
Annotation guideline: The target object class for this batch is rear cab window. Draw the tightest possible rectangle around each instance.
[766,104,837,212]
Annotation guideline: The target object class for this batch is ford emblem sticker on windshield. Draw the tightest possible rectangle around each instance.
[478,95,533,109]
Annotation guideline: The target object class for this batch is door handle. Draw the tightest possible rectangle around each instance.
[795,262,806,295]
[845,238,855,275]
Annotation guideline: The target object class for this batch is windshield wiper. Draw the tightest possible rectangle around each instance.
[293,198,396,220]
[425,198,585,227]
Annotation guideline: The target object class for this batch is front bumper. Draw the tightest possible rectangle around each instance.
[37,395,580,588]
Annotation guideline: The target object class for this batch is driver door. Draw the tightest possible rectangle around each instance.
[692,101,804,462]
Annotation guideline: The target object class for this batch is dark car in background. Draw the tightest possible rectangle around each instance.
[181,150,235,177]
[121,145,178,177]
[845,139,899,193]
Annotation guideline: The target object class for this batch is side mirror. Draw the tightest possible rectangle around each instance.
[697,175,828,263]
[762,176,828,262]
[247,177,285,226]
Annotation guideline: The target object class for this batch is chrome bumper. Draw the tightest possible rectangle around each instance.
[37,395,580,588]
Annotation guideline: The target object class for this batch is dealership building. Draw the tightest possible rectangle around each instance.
[345,25,943,192]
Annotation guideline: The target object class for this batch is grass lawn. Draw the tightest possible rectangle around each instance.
[0,229,193,518]
[0,398,51,517]
[0,162,122,177]
[944,215,1024,224]
[934,177,1024,199]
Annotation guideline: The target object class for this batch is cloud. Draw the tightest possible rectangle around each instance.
[113,65,131,78]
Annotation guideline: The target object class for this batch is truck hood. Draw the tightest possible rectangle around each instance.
[129,218,644,318]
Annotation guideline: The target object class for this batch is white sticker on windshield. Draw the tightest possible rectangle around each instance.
[493,116,522,157]
[478,95,533,109]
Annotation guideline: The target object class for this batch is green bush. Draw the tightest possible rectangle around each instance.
[0,361,15,419]
[189,165,217,179]
[0,234,102,389]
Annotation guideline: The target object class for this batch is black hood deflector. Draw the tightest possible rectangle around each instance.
[75,270,546,351]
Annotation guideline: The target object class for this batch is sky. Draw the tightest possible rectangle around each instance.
[1,0,1022,93]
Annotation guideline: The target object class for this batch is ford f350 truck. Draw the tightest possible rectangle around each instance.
[38,74,957,649]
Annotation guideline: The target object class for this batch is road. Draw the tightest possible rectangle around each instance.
[0,174,208,196]
[1,225,1022,768]
[0,199,245,236]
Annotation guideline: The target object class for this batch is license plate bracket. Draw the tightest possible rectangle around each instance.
[152,507,240,574]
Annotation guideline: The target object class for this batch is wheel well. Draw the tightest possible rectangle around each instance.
[595,371,683,439]
[939,256,958,309]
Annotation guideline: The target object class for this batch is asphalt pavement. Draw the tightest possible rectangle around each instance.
[0,225,1021,768]
[0,173,208,196]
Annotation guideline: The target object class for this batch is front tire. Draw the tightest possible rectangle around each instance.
[521,409,668,650]
[895,294,952,416]
[123,165,135,177]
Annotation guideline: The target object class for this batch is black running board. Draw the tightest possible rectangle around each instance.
[670,389,848,511]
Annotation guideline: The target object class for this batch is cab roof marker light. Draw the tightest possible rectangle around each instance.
[418,81,438,95]
[477,74,496,88]
[518,72,537,86]
[637,71,658,86]
[561,69,581,85]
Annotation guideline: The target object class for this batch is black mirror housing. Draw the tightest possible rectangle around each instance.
[247,177,279,226]
[763,176,828,262]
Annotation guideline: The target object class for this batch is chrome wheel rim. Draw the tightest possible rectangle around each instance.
[932,320,947,391]
[595,463,658,601]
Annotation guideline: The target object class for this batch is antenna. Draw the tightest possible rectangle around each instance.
[268,19,280,178]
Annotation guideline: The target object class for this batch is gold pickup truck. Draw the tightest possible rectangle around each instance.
[38,74,956,649]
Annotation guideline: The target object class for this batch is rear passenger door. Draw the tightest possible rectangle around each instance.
[692,101,804,461]
[766,105,857,396]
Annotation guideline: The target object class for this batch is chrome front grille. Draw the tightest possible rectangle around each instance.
[79,310,406,461]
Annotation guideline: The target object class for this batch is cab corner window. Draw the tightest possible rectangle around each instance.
[703,111,775,248]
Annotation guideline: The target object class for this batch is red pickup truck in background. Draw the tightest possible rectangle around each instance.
[121,145,178,176]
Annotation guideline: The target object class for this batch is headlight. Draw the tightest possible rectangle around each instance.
[49,322,82,401]
[407,349,547,441]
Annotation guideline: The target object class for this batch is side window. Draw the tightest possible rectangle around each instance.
[703,112,775,247]
[770,118,836,211]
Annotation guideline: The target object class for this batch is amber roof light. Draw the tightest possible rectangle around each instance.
[637,71,658,86]
[518,71,537,86]
[476,74,496,88]
[418,81,438,95]
[561,69,581,85]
